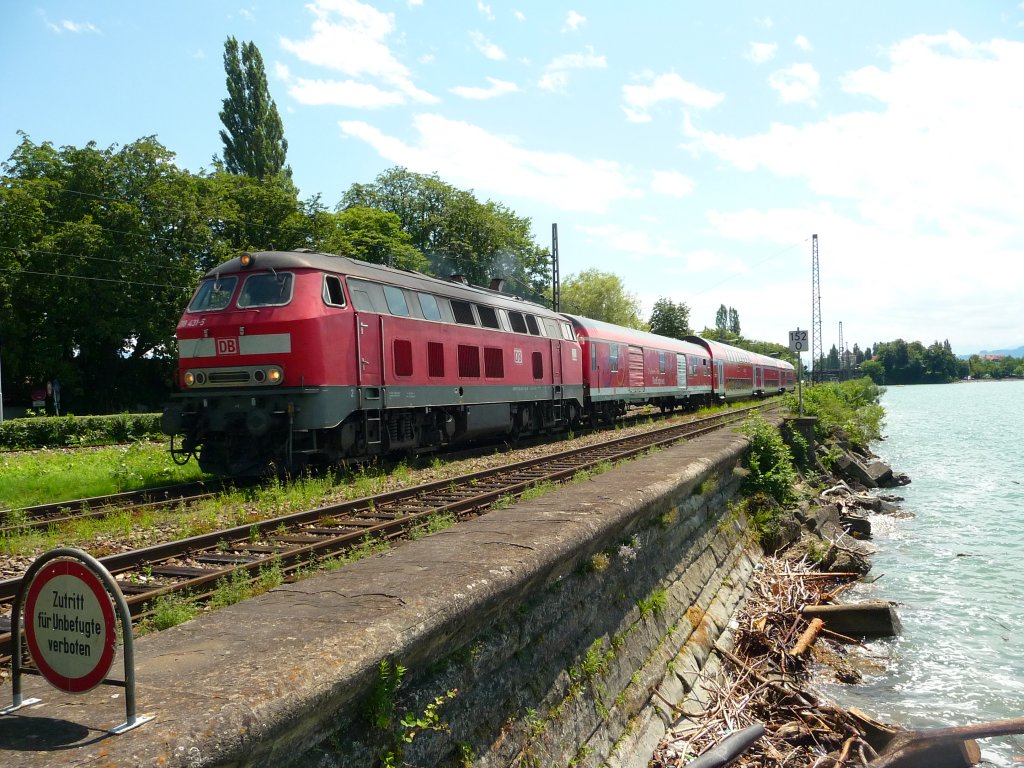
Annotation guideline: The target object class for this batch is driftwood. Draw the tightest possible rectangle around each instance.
[869,717,1024,768]
[788,617,824,656]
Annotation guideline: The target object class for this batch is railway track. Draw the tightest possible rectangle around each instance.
[0,402,779,661]
[0,479,246,536]
[0,404,691,536]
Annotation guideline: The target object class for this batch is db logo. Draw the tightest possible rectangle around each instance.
[216,338,239,355]
[513,349,523,365]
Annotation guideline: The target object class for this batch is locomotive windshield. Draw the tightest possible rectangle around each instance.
[237,272,294,308]
[188,276,238,312]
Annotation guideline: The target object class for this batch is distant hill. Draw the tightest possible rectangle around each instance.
[958,345,1024,359]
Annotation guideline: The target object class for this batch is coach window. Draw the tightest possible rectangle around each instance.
[477,304,500,329]
[591,343,597,371]
[542,318,559,337]
[383,285,410,316]
[508,311,528,334]
[525,314,541,335]
[610,344,620,372]
[451,300,477,325]
[238,272,293,308]
[418,292,442,321]
[323,275,346,307]
[188,276,237,312]
[659,351,666,374]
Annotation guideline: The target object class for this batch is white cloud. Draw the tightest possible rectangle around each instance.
[280,0,436,105]
[684,32,1024,349]
[470,31,506,61]
[622,72,724,122]
[651,170,695,197]
[41,12,100,34]
[768,63,820,104]
[794,34,813,51]
[514,10,526,22]
[274,62,290,80]
[450,77,519,100]
[756,17,774,29]
[747,42,777,64]
[576,224,684,259]
[291,78,409,107]
[477,1,494,21]
[538,46,606,92]
[563,10,587,32]
[339,114,639,213]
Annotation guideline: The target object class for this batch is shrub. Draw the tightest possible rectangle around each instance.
[785,378,885,448]
[738,417,797,506]
[0,413,163,450]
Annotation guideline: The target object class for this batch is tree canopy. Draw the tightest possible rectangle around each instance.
[341,167,550,302]
[559,269,644,328]
[219,37,289,179]
[861,338,967,384]
[648,297,691,339]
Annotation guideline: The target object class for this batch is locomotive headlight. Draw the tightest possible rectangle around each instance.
[267,367,283,384]
[253,369,266,383]
[195,371,207,385]
[183,371,196,387]
[240,252,255,268]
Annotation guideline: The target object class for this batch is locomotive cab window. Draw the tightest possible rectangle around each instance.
[237,272,293,308]
[542,318,560,338]
[560,322,575,341]
[347,278,387,313]
[525,314,541,335]
[188,276,238,312]
[323,275,346,307]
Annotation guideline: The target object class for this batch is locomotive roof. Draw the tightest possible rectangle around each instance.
[205,249,563,319]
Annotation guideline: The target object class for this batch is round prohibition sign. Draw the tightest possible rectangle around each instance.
[24,559,117,693]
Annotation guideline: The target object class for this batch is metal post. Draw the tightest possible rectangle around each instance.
[0,336,5,423]
[797,356,804,416]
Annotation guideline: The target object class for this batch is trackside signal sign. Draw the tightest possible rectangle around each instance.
[789,329,808,353]
[24,559,117,693]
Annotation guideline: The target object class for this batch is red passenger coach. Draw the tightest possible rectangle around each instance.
[683,337,796,401]
[162,250,584,475]
[566,316,714,420]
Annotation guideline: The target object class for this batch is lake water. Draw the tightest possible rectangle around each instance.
[821,380,1024,765]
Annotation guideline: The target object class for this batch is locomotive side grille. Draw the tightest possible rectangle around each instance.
[209,371,251,383]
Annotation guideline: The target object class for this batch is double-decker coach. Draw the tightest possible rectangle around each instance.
[565,316,714,421]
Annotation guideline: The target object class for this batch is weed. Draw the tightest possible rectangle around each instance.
[367,659,406,730]
[141,592,198,633]
[209,569,252,609]
[637,588,668,619]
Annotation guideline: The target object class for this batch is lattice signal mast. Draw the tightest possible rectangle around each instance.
[811,234,822,382]
[838,321,844,372]
[551,223,560,312]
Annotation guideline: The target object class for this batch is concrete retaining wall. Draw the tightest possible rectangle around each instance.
[0,427,760,768]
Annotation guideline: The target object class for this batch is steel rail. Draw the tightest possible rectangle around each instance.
[0,402,779,660]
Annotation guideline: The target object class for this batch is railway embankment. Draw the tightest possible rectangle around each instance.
[1,419,766,767]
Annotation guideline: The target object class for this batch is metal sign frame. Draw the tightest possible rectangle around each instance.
[1,547,154,734]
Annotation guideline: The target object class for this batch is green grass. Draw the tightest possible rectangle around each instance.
[0,441,210,509]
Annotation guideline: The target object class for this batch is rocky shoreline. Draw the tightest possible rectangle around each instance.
[648,424,1019,768]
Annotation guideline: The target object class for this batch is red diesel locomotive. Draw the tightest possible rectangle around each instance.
[161,249,795,475]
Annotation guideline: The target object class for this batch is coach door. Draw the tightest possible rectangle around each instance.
[755,365,763,391]
[355,312,384,388]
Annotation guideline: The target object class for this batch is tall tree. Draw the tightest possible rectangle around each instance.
[219,37,289,179]
[648,297,691,339]
[728,306,741,336]
[714,304,728,340]
[560,269,643,328]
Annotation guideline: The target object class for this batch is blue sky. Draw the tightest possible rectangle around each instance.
[3,1,1023,356]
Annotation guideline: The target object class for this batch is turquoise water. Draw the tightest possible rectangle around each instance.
[824,381,1024,765]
